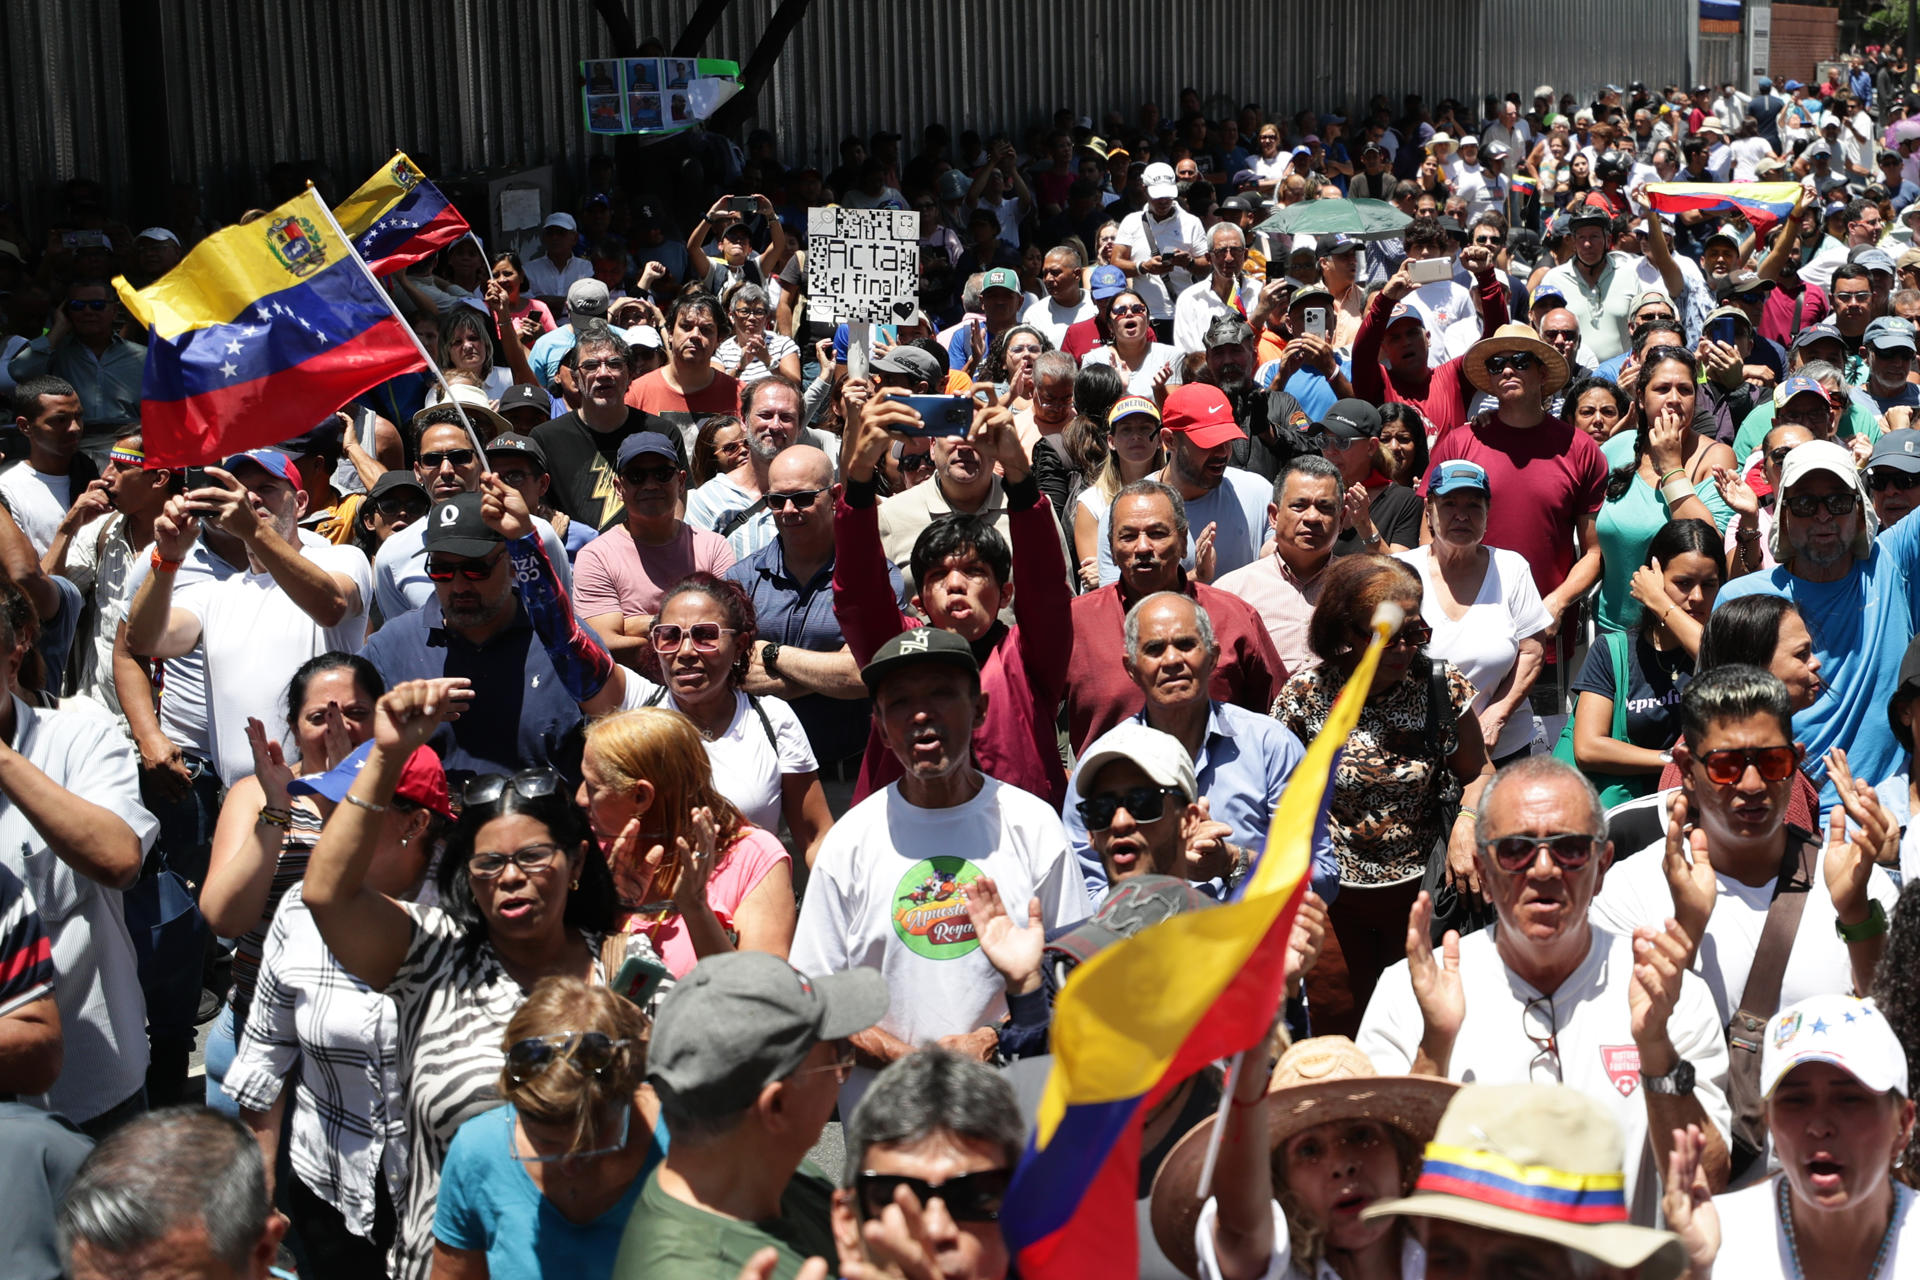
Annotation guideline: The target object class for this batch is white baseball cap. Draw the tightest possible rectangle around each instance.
[1075,722,1198,803]
[543,212,578,232]
[135,226,181,246]
[625,324,663,350]
[1143,162,1178,200]
[1762,994,1908,1099]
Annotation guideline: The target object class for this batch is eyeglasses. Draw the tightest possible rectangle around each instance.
[900,452,935,472]
[621,464,679,486]
[425,552,502,582]
[65,298,110,311]
[464,767,566,810]
[1768,445,1798,465]
[1076,785,1182,831]
[1696,745,1797,786]
[1869,468,1920,492]
[419,448,478,470]
[1484,352,1538,375]
[788,1040,857,1083]
[650,622,738,652]
[856,1168,1011,1223]
[1385,619,1432,649]
[577,358,625,373]
[731,305,770,319]
[1110,303,1148,317]
[765,488,824,510]
[1782,491,1859,518]
[1478,832,1599,873]
[1522,995,1562,1083]
[506,1030,633,1085]
[468,841,565,880]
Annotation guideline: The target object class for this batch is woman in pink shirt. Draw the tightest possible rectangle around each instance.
[577,707,795,976]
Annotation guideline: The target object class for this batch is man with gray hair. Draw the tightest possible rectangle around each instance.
[827,1050,1022,1280]
[1358,753,1733,1226]
[686,374,804,559]
[1172,222,1258,355]
[1214,454,1345,677]
[59,1105,288,1280]
[1062,589,1332,902]
[533,319,679,536]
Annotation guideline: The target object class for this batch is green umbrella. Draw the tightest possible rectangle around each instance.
[1253,197,1411,241]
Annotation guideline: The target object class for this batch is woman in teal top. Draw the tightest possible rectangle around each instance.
[433,976,668,1280]
[1594,345,1737,631]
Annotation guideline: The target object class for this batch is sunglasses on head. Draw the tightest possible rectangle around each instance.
[1480,832,1598,874]
[766,488,824,510]
[1869,468,1920,492]
[856,1169,1011,1223]
[1484,352,1538,375]
[622,464,679,486]
[505,1030,632,1086]
[1782,491,1859,518]
[419,448,478,470]
[463,767,566,810]
[1695,745,1797,786]
[1076,785,1182,831]
[425,552,502,581]
[650,622,737,652]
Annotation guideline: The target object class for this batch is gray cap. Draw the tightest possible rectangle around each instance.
[648,951,888,1116]
[565,277,611,319]
[1870,429,1920,473]
[870,345,944,386]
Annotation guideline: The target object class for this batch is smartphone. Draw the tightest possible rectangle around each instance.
[1304,307,1330,339]
[896,394,975,437]
[1408,257,1453,285]
[1706,316,1739,346]
[610,949,671,1009]
[183,465,209,490]
[728,195,757,215]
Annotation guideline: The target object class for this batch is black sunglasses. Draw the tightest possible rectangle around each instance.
[1484,352,1538,375]
[1076,785,1182,831]
[621,464,679,486]
[899,452,935,472]
[1869,469,1920,493]
[765,488,825,510]
[506,1031,632,1085]
[1479,832,1598,874]
[66,298,110,311]
[856,1168,1011,1223]
[463,767,566,810]
[419,448,478,469]
[425,552,502,582]
[1782,491,1859,518]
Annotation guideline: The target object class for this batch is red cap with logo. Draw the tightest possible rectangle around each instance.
[1159,383,1245,450]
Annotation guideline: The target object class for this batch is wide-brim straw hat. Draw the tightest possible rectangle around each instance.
[1463,322,1570,396]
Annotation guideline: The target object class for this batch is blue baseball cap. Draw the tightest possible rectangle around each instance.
[1429,460,1492,497]
[1530,282,1569,308]
[222,448,303,493]
[615,431,682,472]
[1784,80,1805,92]
[1773,373,1833,409]
[1089,264,1128,300]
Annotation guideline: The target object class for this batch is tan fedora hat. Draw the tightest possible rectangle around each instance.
[1147,1037,1458,1279]
[1362,1083,1686,1280]
[1463,322,1570,396]
[412,381,513,442]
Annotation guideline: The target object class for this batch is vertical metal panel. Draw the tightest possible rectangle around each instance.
[0,0,129,231]
[1478,0,1690,109]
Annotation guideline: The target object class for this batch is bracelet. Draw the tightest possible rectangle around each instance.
[1656,468,1687,488]
[150,551,183,573]
[1734,524,1761,540]
[342,792,388,814]
[256,807,291,829]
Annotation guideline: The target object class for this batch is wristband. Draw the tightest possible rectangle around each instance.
[1835,898,1889,943]
[1660,478,1697,506]
[256,807,291,829]
[151,551,184,574]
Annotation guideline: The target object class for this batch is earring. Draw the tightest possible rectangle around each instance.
[571,878,580,890]
[400,837,410,846]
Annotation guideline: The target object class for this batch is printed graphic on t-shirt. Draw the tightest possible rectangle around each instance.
[1602,1044,1642,1097]
[892,857,983,958]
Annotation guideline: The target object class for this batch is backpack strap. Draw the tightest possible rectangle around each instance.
[716,496,768,540]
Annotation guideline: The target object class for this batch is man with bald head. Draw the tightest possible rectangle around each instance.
[725,443,908,771]
[1173,222,1260,354]
[1535,307,1591,412]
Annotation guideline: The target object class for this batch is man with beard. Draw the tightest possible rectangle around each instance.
[1717,440,1920,805]
[1541,205,1645,360]
[534,321,677,535]
[686,375,802,559]
[1151,382,1272,579]
[1853,316,1920,417]
[1865,430,1920,529]
[1199,316,1315,480]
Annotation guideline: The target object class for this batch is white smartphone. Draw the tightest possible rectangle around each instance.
[1304,307,1329,338]
[1408,257,1453,285]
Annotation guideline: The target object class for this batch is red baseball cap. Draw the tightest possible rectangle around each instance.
[1160,384,1245,450]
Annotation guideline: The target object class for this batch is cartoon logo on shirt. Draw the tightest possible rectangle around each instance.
[1601,1045,1642,1097]
[891,857,983,959]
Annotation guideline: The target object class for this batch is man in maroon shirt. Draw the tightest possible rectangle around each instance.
[1063,478,1280,752]
[1350,242,1506,435]
[832,392,1073,806]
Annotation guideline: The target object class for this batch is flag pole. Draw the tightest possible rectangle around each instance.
[307,183,493,473]
[1193,1049,1246,1203]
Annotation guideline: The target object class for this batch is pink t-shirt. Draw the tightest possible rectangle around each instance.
[573,522,736,622]
[617,823,790,977]
[1422,414,1608,601]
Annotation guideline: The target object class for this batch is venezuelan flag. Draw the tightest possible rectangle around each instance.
[335,152,471,275]
[114,189,427,469]
[1643,181,1801,234]
[1001,613,1394,1276]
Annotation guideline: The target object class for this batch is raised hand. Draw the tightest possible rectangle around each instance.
[962,875,1044,994]
[59,479,113,535]
[1183,796,1235,880]
[320,698,356,772]
[479,471,536,541]
[1407,892,1466,1050]
[1646,405,1689,475]
[1661,791,1716,957]
[1628,918,1692,1050]
[1193,521,1218,582]
[152,494,203,561]
[1820,794,1883,928]
[1710,465,1759,519]
[370,678,473,755]
[1662,1124,1722,1278]
[245,717,297,807]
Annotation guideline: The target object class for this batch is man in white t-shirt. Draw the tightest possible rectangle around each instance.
[1,375,95,556]
[125,449,372,786]
[1020,245,1097,346]
[1358,754,1732,1226]
[790,627,1089,1112]
[1112,164,1209,330]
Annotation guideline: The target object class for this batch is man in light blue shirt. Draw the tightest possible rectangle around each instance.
[7,280,143,446]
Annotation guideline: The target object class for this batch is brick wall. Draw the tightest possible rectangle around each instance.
[1772,4,1839,83]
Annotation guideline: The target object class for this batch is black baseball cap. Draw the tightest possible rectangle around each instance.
[496,383,551,420]
[367,471,427,505]
[859,626,979,695]
[1317,397,1383,444]
[485,432,549,469]
[420,492,504,558]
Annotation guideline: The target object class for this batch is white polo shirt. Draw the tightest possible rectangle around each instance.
[1542,253,1646,362]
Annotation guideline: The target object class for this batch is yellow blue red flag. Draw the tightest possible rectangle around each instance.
[1643,181,1802,234]
[335,152,471,275]
[113,189,426,468]
[1000,615,1394,1276]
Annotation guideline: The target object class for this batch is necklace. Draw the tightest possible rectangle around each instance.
[1777,1174,1900,1280]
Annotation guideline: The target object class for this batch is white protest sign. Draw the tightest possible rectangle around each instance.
[806,206,919,325]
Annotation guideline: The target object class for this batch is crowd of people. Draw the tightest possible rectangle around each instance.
[6,47,1920,1280]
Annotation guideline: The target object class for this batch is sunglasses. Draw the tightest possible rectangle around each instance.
[1767,445,1797,465]
[1110,303,1149,317]
[856,1168,1011,1223]
[1479,832,1598,874]
[1782,491,1859,518]
[1695,745,1797,786]
[650,622,738,652]
[621,464,679,486]
[506,1030,632,1086]
[765,488,824,510]
[1484,352,1538,375]
[1869,469,1920,492]
[900,452,935,472]
[1385,619,1431,649]
[66,298,110,311]
[464,767,566,810]
[1076,785,1182,831]
[1833,290,1874,303]
[467,841,565,880]
[419,448,478,469]
[374,497,429,519]
[425,552,502,581]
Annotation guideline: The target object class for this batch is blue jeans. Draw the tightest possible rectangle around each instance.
[136,756,225,1106]
[203,1003,239,1115]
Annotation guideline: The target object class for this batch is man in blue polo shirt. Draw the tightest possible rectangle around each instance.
[359,491,590,785]
[725,444,908,770]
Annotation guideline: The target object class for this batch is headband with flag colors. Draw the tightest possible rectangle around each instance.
[1642,182,1801,234]
[1415,1142,1629,1224]
[334,152,471,275]
[113,188,427,469]
[999,607,1397,1277]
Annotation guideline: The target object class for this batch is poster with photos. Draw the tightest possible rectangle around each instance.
[579,57,738,136]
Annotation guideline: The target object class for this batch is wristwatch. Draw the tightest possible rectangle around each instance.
[762,642,783,677]
[1835,898,1889,943]
[1641,1060,1696,1096]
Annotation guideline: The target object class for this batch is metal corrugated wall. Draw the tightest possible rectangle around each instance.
[0,0,128,226]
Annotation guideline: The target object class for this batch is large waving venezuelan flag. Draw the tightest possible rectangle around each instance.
[335,152,471,276]
[1001,610,1395,1276]
[1642,182,1802,234]
[114,190,427,469]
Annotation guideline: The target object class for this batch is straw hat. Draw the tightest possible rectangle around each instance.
[1148,1037,1458,1278]
[1463,322,1570,395]
[1362,1083,1686,1280]
[412,381,513,441]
